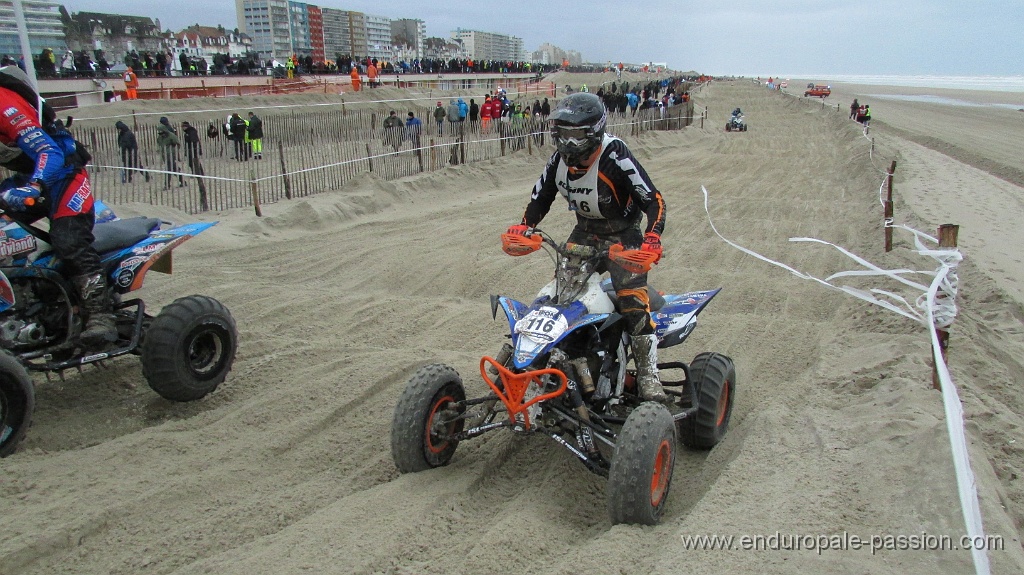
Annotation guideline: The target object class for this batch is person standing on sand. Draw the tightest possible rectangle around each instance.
[433,101,446,135]
[115,120,148,183]
[156,116,184,188]
[404,112,422,149]
[180,120,202,172]
[382,110,404,151]
[350,66,361,91]
[850,98,859,120]
[505,92,669,402]
[247,112,264,160]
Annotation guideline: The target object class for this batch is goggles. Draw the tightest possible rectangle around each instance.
[550,124,592,144]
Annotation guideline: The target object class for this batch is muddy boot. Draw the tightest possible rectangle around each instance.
[633,334,667,402]
[75,273,118,347]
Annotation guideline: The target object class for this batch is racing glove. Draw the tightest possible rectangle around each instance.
[1,186,41,212]
[506,224,531,236]
[640,232,663,263]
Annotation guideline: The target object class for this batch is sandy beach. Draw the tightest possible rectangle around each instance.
[1,74,1023,574]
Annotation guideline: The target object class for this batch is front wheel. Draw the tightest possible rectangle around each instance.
[391,364,466,473]
[141,295,238,402]
[607,402,676,525]
[0,352,34,457]
[679,352,736,449]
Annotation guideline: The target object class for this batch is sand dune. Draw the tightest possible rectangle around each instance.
[1,78,1023,575]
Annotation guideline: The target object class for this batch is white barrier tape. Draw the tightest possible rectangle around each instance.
[926,268,990,575]
[701,185,987,575]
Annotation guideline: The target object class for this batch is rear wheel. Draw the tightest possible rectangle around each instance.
[391,364,466,473]
[725,123,732,132]
[0,352,33,457]
[679,352,735,449]
[141,295,237,402]
[607,402,676,525]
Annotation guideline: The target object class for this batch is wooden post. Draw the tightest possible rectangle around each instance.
[932,224,959,390]
[884,160,897,251]
[366,143,374,172]
[341,99,346,116]
[132,109,138,133]
[250,171,262,217]
[429,138,436,168]
[459,122,465,164]
[278,140,292,199]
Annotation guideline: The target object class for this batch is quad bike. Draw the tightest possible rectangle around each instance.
[0,200,237,457]
[391,229,735,525]
[726,115,748,132]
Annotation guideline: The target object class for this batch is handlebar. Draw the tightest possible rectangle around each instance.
[501,227,657,273]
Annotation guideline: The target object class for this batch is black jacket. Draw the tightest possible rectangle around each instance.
[247,115,263,139]
[115,120,137,151]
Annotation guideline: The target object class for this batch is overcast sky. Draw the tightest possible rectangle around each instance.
[64,0,1023,76]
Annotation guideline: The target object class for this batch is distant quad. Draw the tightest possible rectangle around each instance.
[726,114,748,132]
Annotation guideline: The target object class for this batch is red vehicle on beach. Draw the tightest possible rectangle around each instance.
[804,84,831,98]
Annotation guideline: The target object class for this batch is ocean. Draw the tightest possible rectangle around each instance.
[779,75,1024,92]
[769,75,1024,109]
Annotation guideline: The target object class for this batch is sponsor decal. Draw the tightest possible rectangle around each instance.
[118,255,147,269]
[0,232,37,257]
[131,243,162,256]
[116,268,134,287]
[66,177,91,213]
[82,352,110,362]
[2,106,17,117]
[557,178,595,196]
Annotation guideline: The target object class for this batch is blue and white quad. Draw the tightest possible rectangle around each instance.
[0,200,237,457]
[391,229,736,525]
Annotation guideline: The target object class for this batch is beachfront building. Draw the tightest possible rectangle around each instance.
[236,0,291,61]
[364,13,391,64]
[61,10,165,68]
[176,26,253,61]
[320,7,351,60]
[238,0,398,66]
[391,18,425,61]
[450,28,524,62]
[533,43,574,67]
[0,0,65,60]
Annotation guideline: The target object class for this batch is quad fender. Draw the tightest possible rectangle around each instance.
[105,222,217,293]
[654,288,721,349]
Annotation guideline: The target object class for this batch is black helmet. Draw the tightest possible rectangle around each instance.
[549,92,607,167]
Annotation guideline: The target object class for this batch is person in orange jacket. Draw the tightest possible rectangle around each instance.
[350,66,361,91]
[366,62,378,88]
[123,67,139,100]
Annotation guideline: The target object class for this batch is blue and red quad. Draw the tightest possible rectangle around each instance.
[391,229,736,525]
[0,200,237,457]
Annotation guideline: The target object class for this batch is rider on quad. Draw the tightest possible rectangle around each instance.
[506,92,669,402]
[0,65,116,347]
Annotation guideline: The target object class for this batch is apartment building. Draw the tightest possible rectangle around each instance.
[0,0,66,58]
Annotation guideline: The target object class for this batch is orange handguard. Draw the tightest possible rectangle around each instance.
[480,356,567,430]
[608,243,659,274]
[501,232,543,256]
